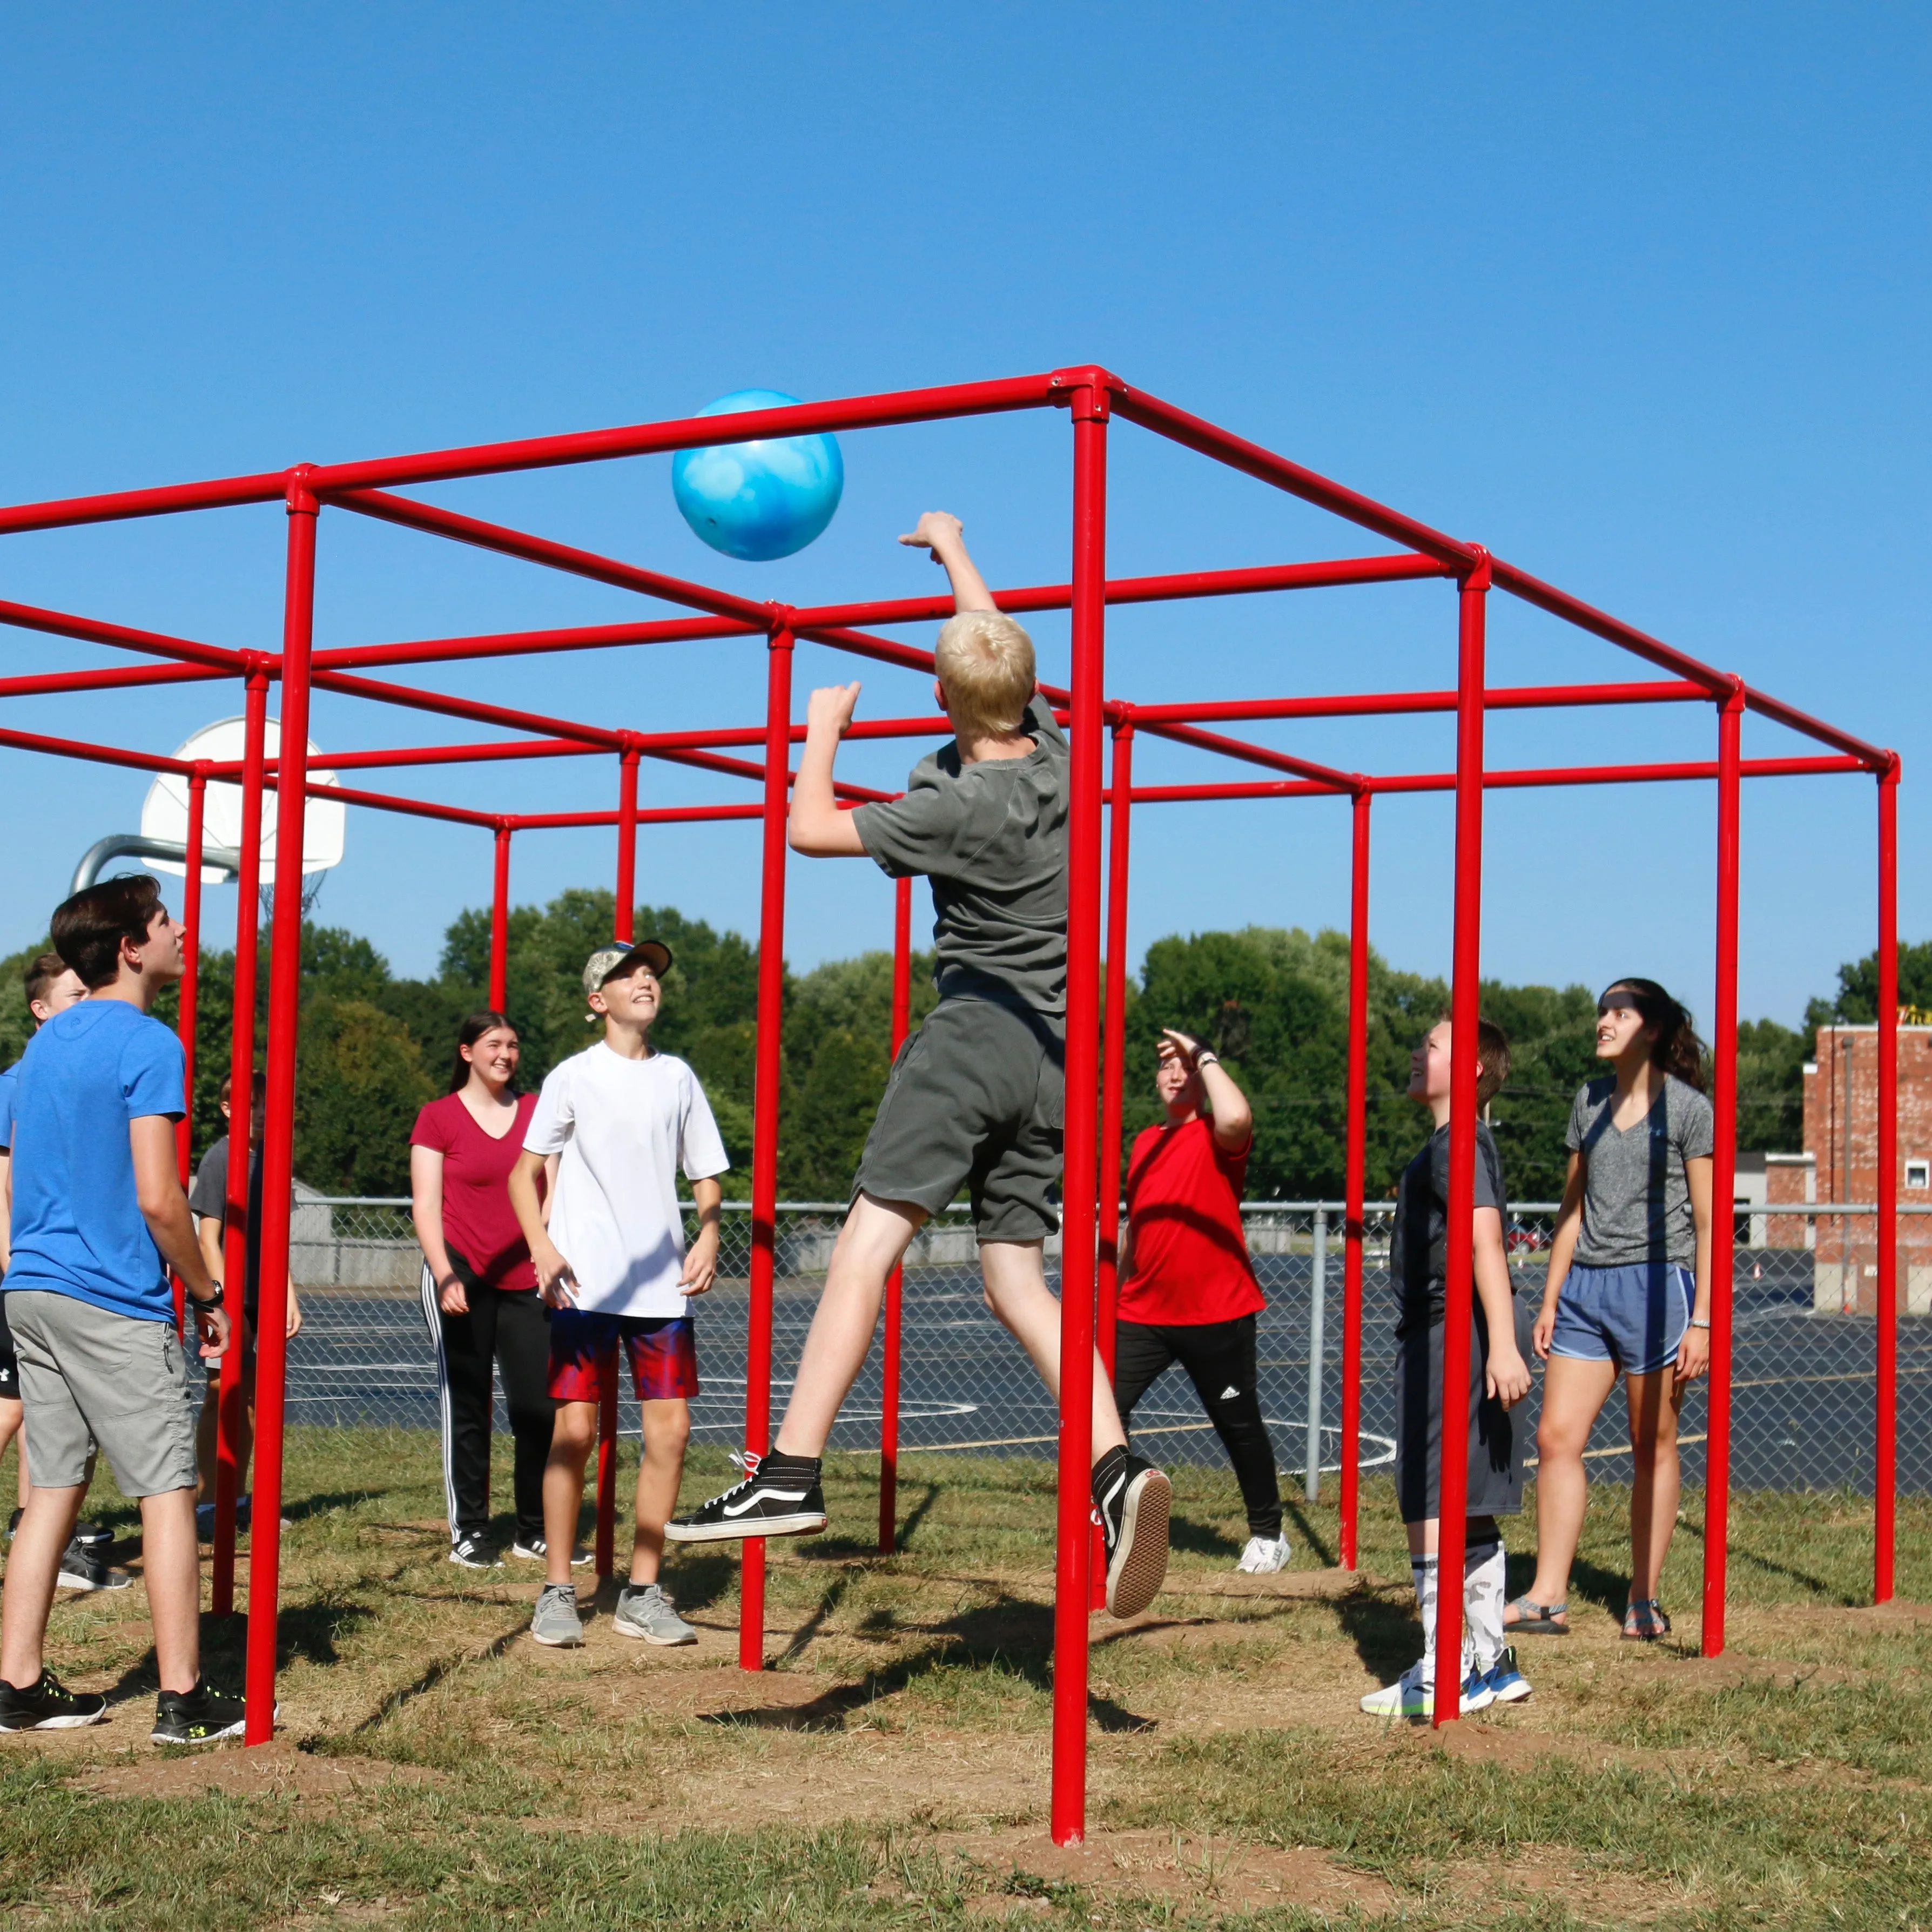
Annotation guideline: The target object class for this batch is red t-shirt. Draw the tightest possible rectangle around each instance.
[1116,1116,1265,1325]
[409,1090,543,1292]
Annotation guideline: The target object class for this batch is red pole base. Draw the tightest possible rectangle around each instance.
[595,1379,618,1579]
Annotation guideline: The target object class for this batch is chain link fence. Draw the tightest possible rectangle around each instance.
[282,1196,1931,1502]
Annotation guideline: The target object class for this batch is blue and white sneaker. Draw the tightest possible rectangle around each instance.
[1482,1645,1532,1705]
[1359,1660,1495,1718]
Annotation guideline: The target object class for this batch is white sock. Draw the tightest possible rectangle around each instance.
[1410,1554,1439,1685]
[1465,1532,1505,1674]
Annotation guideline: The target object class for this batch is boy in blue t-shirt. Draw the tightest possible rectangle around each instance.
[0,877,239,1743]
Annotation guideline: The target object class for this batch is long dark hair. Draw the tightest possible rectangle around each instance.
[449,1011,519,1095]
[1601,978,1708,1093]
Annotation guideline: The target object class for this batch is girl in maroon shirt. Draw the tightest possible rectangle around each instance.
[1116,1028,1288,1574]
[410,1012,562,1569]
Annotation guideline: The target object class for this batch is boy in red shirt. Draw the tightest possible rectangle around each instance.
[1115,1028,1288,1573]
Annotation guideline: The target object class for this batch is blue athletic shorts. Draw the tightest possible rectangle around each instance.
[1549,1261,1694,1377]
[548,1309,698,1404]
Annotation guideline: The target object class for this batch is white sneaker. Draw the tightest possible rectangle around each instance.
[1235,1534,1291,1573]
[1359,1661,1493,1718]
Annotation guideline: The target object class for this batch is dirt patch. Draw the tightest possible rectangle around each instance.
[1434,1719,1635,1774]
[1650,1655,1862,1692]
[942,1826,1402,1917]
[80,1741,442,1804]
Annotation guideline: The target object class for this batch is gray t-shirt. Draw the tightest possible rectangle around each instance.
[1565,1074,1714,1269]
[851,692,1068,1026]
[1390,1120,1506,1335]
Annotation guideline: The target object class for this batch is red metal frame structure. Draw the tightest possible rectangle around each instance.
[0,369,1899,1846]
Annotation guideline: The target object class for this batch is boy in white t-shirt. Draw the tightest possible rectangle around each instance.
[507,939,728,1649]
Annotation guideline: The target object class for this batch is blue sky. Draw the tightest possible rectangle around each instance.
[0,5,1924,1032]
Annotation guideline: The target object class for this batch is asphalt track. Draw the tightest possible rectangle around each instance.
[280,1252,1931,1500]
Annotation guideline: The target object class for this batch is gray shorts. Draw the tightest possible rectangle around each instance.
[854,996,1065,1243]
[1394,1295,1534,1523]
[6,1290,197,1497]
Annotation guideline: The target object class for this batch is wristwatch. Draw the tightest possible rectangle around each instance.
[187,1282,225,1311]
[1195,1050,1219,1068]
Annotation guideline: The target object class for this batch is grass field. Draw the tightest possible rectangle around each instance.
[1,1426,1928,1929]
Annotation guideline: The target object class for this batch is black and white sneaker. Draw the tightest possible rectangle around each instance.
[57,1540,132,1592]
[6,1510,111,1547]
[664,1452,827,1543]
[0,1668,108,1731]
[1094,1450,1170,1620]
[448,1534,502,1570]
[509,1536,591,1567]
[151,1680,247,1746]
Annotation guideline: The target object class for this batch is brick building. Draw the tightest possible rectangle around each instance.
[1800,1023,1932,1315]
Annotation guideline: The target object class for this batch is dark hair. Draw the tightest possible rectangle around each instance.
[1436,1010,1512,1109]
[220,1069,268,1109]
[1600,978,1708,1093]
[51,876,165,990]
[23,950,68,1011]
[449,1011,518,1094]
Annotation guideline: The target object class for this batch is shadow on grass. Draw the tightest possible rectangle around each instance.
[701,1591,1155,1735]
[1335,1579,1421,1681]
[351,1613,533,1734]
[1280,1492,1336,1569]
[1672,1512,1860,1606]
[1169,1516,1244,1561]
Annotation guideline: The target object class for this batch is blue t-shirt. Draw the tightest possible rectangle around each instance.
[5,1001,186,1322]
[0,1059,18,1152]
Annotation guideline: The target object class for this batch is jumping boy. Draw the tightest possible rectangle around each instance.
[0,950,125,1590]
[0,877,239,1741]
[189,1069,302,1535]
[668,511,1173,1622]
[1361,1015,1535,1719]
[508,939,728,1649]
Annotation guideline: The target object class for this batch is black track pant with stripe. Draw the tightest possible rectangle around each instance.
[420,1250,556,1547]
[1112,1312,1283,1540]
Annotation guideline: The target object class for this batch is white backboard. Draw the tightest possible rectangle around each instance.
[140,717,346,885]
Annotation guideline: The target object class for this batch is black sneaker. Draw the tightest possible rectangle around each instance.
[448,1533,502,1570]
[5,1510,110,1546]
[665,1452,827,1543]
[57,1540,133,1592]
[1095,1452,1171,1620]
[151,1681,247,1746]
[0,1668,108,1731]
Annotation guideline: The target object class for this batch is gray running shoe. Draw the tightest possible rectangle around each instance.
[530,1583,583,1648]
[613,1582,697,1646]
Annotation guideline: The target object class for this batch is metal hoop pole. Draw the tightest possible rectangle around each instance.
[173,768,207,1337]
[1875,760,1900,1602]
[879,873,913,1554]
[1339,789,1370,1569]
[489,825,511,1011]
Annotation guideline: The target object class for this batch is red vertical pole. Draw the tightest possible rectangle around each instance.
[172,768,207,1338]
[245,476,320,1745]
[594,748,642,1580]
[1702,689,1742,1656]
[742,626,794,1670]
[878,873,912,1554]
[1052,380,1108,1845]
[213,670,268,1617]
[1875,759,1900,1604]
[1339,788,1371,1571]
[1091,719,1133,1611]
[1433,554,1489,1726]
[489,824,511,1012]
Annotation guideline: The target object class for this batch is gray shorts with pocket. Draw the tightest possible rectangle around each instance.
[853,996,1065,1243]
[6,1290,198,1497]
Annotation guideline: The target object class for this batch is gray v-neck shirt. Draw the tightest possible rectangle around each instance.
[1565,1073,1714,1269]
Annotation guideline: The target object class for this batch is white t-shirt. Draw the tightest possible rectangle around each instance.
[522,1043,730,1318]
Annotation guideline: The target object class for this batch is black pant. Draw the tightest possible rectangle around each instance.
[420,1251,555,1544]
[1112,1314,1282,1540]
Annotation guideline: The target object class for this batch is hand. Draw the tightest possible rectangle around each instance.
[286,1288,304,1340]
[437,1274,469,1317]
[1159,1028,1206,1068]
[679,1226,720,1298]
[898,510,964,557]
[805,682,863,739]
[1675,1322,1711,1382]
[193,1300,231,1363]
[533,1240,578,1309]
[1531,1301,1558,1361]
[1486,1345,1532,1410]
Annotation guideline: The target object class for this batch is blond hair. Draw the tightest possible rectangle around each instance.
[934,610,1036,741]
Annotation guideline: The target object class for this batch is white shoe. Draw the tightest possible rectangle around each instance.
[1235,1534,1291,1573]
[1359,1660,1493,1718]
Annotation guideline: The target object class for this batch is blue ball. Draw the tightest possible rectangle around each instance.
[670,389,844,562]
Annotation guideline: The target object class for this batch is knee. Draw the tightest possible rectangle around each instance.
[648,1411,692,1458]
[549,1406,596,1460]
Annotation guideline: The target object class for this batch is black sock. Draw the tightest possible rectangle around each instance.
[1090,1444,1128,1507]
[762,1450,821,1480]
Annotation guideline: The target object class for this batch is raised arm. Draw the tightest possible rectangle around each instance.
[786,682,869,858]
[1161,1029,1253,1153]
[898,511,995,612]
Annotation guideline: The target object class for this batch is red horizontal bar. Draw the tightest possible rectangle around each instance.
[507,803,766,831]
[257,771,499,830]
[0,596,246,674]
[1125,680,1709,727]
[1370,755,1867,795]
[792,553,1449,631]
[208,737,600,777]
[0,723,191,777]
[325,489,774,628]
[1113,781,1335,804]
[1740,687,1892,774]
[313,667,624,751]
[0,472,286,538]
[305,375,1062,495]
[0,662,230,702]
[312,613,754,674]
[1137,717,1359,793]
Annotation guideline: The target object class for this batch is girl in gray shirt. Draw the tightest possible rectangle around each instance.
[1503,978,1715,1646]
